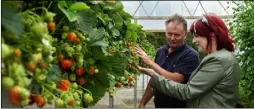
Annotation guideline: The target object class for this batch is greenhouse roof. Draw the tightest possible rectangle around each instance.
[121,1,243,31]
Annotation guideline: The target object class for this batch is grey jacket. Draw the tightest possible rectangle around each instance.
[150,49,241,108]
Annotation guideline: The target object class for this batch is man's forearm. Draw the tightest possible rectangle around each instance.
[139,80,153,107]
[149,61,184,82]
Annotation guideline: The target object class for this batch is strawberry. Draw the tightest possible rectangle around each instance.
[40,63,46,69]
[108,49,113,54]
[127,42,131,48]
[28,93,37,105]
[62,26,69,32]
[68,32,76,41]
[8,87,22,105]
[47,22,55,32]
[67,98,75,105]
[77,77,86,85]
[35,96,46,108]
[129,83,134,87]
[57,80,71,91]
[128,75,133,81]
[88,66,95,76]
[75,38,81,44]
[83,93,93,104]
[130,51,134,56]
[27,63,36,72]
[61,59,72,70]
[58,54,64,62]
[75,67,85,76]
[129,81,134,87]
[55,98,65,108]
[115,82,122,88]
[72,82,79,89]
[13,48,21,57]
[2,77,14,90]
[69,73,76,82]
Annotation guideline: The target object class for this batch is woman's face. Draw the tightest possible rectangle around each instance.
[192,34,208,53]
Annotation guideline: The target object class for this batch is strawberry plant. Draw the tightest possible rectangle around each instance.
[1,0,155,108]
[228,1,254,107]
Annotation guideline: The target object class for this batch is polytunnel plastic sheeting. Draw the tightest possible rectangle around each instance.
[123,1,242,31]
[122,1,241,17]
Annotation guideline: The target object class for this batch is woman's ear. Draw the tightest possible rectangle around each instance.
[209,32,215,37]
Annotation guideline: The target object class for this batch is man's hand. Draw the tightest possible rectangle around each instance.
[130,63,155,76]
[135,46,153,66]
[138,104,145,108]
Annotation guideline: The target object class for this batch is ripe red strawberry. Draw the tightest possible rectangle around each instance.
[35,96,46,108]
[13,48,21,57]
[40,63,46,69]
[27,64,36,72]
[88,66,95,76]
[128,75,133,81]
[77,77,86,85]
[57,80,70,91]
[47,22,55,32]
[8,87,22,105]
[28,93,37,105]
[61,59,72,70]
[115,82,122,88]
[75,67,85,76]
[68,32,76,41]
[67,98,75,105]
[58,54,64,62]
[75,38,81,44]
[129,83,134,87]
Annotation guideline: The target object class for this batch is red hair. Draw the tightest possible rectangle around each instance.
[190,13,234,52]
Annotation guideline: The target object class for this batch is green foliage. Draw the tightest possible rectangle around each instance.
[2,6,24,38]
[228,1,254,107]
[1,0,156,108]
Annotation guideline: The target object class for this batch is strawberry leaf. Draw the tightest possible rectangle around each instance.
[58,4,78,22]
[45,65,61,83]
[77,10,98,33]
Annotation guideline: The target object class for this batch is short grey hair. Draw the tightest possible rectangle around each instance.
[165,14,187,33]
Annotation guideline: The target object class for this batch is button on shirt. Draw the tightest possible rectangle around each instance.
[153,43,200,108]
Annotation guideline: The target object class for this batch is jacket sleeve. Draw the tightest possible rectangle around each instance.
[150,57,224,100]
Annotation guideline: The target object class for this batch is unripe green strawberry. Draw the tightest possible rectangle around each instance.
[62,26,69,32]
[72,82,78,89]
[2,43,12,59]
[87,58,95,65]
[44,12,55,22]
[73,92,80,100]
[55,98,65,108]
[120,76,125,82]
[1,77,14,90]
[95,68,99,73]
[75,45,82,52]
[20,98,29,106]
[69,73,76,81]
[76,101,81,106]
[19,87,30,99]
[83,93,93,104]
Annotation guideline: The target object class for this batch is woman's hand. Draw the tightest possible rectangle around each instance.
[135,46,153,66]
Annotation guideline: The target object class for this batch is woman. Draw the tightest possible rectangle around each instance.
[134,13,241,108]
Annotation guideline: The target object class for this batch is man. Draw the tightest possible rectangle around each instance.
[138,14,200,108]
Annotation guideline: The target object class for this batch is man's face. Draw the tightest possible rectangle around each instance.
[165,21,186,49]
